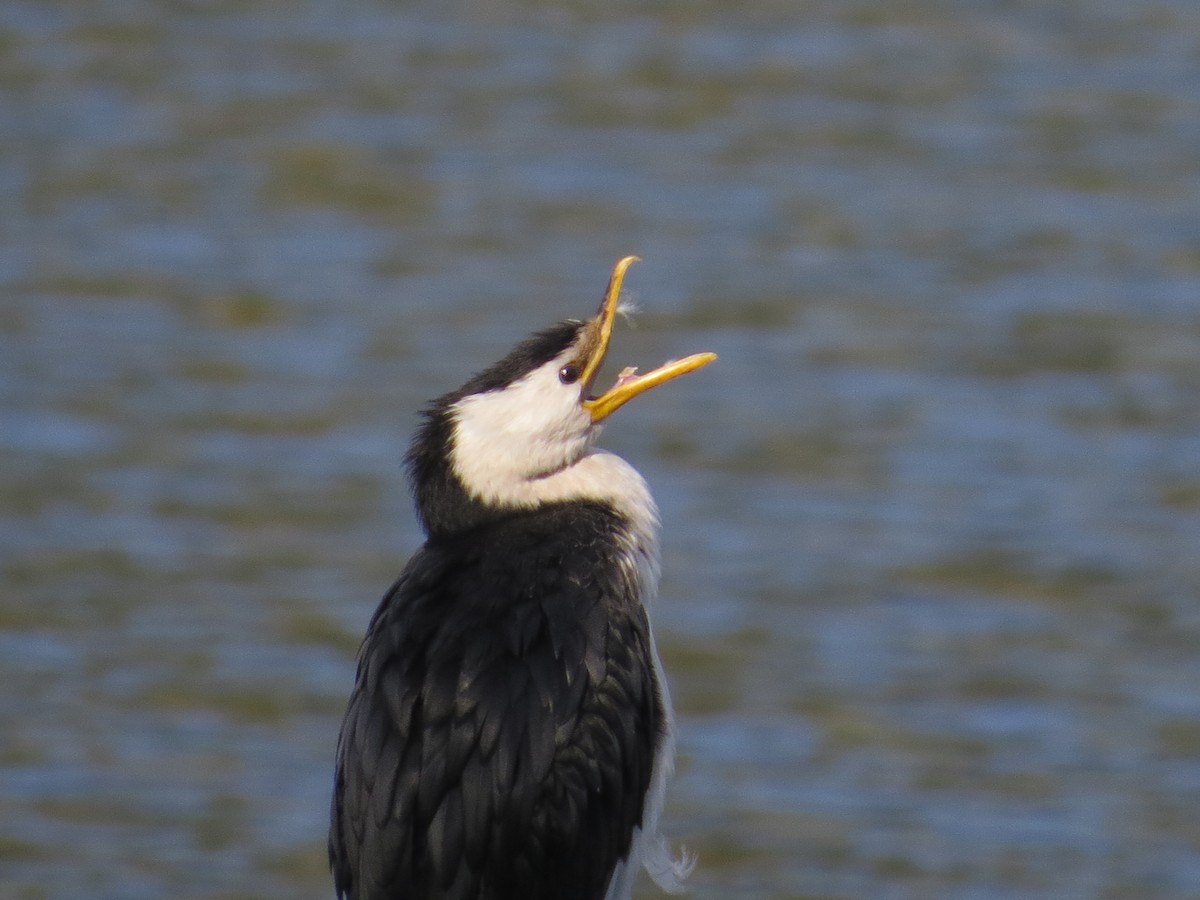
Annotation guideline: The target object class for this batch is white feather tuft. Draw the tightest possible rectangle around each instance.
[643,834,696,893]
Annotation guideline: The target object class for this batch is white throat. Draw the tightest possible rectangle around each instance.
[448,362,662,592]
[452,438,661,568]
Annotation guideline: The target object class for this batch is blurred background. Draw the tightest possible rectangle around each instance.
[3,1,1200,897]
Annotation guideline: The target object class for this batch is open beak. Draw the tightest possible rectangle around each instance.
[581,256,718,423]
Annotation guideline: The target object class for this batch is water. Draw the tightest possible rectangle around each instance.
[3,1,1200,897]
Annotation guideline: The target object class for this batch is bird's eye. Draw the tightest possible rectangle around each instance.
[558,364,581,385]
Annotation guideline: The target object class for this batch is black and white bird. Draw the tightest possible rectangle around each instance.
[329,256,716,900]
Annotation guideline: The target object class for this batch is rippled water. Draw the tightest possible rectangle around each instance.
[3,2,1200,897]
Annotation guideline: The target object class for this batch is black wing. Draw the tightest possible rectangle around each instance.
[329,503,663,900]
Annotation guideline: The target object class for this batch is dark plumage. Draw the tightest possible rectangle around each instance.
[329,502,662,900]
[328,257,715,900]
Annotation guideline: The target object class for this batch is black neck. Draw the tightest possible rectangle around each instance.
[404,406,495,538]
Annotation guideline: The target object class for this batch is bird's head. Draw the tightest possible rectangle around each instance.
[406,256,717,537]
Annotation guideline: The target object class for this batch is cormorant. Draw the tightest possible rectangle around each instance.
[329,256,716,900]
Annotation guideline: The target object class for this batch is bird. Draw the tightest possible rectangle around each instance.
[328,256,716,900]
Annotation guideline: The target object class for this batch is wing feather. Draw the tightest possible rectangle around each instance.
[329,503,663,900]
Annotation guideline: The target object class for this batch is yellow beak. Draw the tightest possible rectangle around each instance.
[580,256,718,423]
